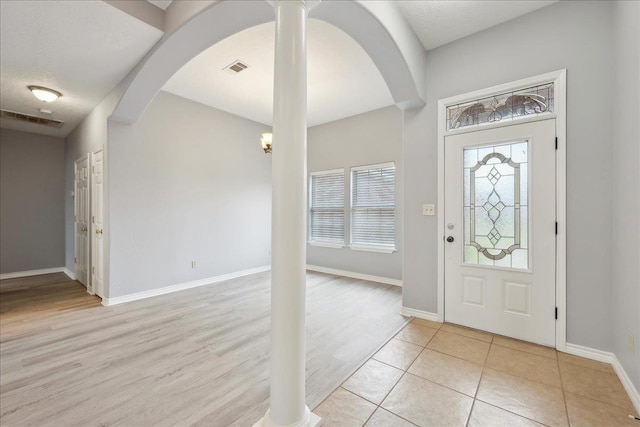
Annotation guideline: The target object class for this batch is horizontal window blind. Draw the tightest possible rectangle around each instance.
[351,164,395,248]
[310,171,344,243]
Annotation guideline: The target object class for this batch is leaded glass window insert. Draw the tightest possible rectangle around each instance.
[447,83,553,131]
[464,141,529,270]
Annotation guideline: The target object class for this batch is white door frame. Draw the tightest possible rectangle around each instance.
[437,69,567,351]
[90,147,104,297]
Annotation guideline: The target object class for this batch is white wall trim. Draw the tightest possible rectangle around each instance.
[563,343,614,364]
[63,268,76,280]
[612,355,640,416]
[0,267,65,280]
[102,265,271,306]
[564,343,640,415]
[436,69,568,351]
[400,306,440,323]
[306,264,402,287]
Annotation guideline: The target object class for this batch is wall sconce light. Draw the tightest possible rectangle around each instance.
[261,132,272,154]
[28,85,63,103]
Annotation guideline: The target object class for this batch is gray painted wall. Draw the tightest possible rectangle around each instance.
[611,0,639,391]
[0,128,65,273]
[107,91,272,298]
[307,106,402,280]
[402,1,615,350]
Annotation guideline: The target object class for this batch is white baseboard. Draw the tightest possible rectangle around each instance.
[564,343,640,415]
[612,355,640,415]
[306,264,402,287]
[63,268,76,280]
[0,267,64,280]
[102,265,271,306]
[563,343,614,364]
[400,306,440,322]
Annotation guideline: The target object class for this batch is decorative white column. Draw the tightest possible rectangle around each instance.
[254,1,321,427]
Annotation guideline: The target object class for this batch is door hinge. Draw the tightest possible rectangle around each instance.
[555,307,558,320]
[74,257,77,264]
[555,222,558,235]
[92,266,95,274]
[555,137,558,150]
[92,215,95,223]
[92,166,95,174]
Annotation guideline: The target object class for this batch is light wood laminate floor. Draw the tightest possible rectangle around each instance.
[0,271,406,426]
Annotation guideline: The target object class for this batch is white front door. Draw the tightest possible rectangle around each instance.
[91,149,105,297]
[74,155,90,288]
[444,119,556,346]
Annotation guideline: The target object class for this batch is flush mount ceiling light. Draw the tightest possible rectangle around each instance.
[28,85,62,103]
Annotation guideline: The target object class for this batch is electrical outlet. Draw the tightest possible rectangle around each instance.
[629,334,635,354]
[191,261,197,269]
[422,204,435,216]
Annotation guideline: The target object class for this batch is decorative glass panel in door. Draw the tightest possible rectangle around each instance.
[464,141,529,270]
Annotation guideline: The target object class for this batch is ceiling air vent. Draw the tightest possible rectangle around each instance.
[0,109,64,128]
[223,60,250,74]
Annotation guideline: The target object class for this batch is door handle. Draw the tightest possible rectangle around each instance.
[96,229,103,235]
[446,236,454,243]
[81,227,87,232]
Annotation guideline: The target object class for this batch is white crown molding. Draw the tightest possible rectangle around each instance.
[0,267,65,280]
[102,265,271,306]
[400,306,439,323]
[306,264,402,287]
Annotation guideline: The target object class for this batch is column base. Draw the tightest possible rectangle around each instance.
[253,407,322,427]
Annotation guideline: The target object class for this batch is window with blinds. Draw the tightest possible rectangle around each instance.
[351,163,396,250]
[309,169,345,245]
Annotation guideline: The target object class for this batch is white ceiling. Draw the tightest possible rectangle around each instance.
[397,1,558,51]
[162,19,394,127]
[0,0,560,138]
[0,0,163,137]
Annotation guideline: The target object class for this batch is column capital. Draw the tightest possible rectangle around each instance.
[266,0,321,13]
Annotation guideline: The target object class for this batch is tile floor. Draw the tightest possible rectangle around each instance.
[314,318,639,427]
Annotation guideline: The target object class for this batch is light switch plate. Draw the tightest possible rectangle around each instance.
[422,204,435,216]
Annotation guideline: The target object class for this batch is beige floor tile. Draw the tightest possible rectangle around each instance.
[313,387,377,427]
[441,324,493,343]
[395,323,438,347]
[342,359,404,404]
[411,318,443,329]
[476,368,568,427]
[364,408,416,427]
[427,331,490,365]
[559,362,636,412]
[492,335,557,359]
[485,345,561,388]
[408,349,483,397]
[372,338,423,370]
[381,373,473,426]
[557,351,615,373]
[565,391,639,426]
[468,400,545,427]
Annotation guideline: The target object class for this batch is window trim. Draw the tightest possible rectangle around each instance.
[349,162,397,252]
[308,168,345,247]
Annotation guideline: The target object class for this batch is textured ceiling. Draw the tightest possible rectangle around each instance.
[0,0,163,137]
[163,19,394,127]
[397,0,557,51]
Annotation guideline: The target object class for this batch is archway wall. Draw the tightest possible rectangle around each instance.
[110,0,426,124]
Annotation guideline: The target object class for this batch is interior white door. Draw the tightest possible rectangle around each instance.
[91,149,105,297]
[74,155,90,288]
[444,119,556,346]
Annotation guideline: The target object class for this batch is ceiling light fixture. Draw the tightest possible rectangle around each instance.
[28,85,62,103]
[261,132,272,154]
